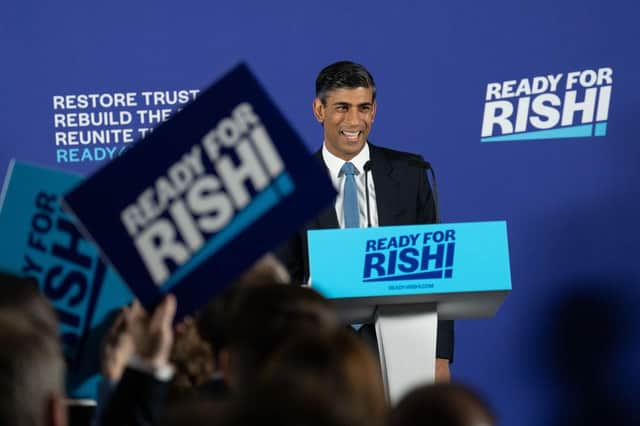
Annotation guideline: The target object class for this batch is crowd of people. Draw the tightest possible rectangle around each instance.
[0,256,495,426]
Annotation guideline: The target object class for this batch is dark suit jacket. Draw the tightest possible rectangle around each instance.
[99,367,170,426]
[276,143,454,360]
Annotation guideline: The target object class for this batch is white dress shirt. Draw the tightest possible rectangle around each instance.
[322,142,379,228]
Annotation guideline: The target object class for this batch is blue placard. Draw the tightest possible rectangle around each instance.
[308,221,512,298]
[0,161,133,398]
[62,63,336,319]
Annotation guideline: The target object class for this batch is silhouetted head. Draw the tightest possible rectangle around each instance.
[389,383,496,426]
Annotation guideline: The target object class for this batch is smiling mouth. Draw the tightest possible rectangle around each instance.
[340,130,361,141]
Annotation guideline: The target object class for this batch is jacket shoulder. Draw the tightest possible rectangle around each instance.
[369,144,425,164]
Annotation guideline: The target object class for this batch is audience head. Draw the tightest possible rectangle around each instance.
[168,316,215,402]
[260,327,386,426]
[0,312,67,426]
[196,253,290,359]
[222,284,338,390]
[388,383,496,426]
[233,252,290,287]
[228,382,361,426]
[0,271,58,339]
[161,382,358,426]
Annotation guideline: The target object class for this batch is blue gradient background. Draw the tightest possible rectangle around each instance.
[2,1,639,423]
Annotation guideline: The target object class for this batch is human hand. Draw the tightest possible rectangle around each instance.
[126,295,177,369]
[435,358,451,383]
[101,307,135,381]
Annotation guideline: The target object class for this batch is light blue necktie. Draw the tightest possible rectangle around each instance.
[340,162,359,228]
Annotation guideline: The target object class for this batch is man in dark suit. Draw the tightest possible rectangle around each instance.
[277,61,453,381]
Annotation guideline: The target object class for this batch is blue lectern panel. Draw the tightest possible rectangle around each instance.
[308,221,511,299]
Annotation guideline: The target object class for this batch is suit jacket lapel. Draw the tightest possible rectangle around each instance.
[312,149,339,229]
[369,144,401,226]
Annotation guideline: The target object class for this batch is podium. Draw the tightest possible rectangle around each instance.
[307,221,511,404]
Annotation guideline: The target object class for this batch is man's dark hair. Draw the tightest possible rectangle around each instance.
[315,61,376,105]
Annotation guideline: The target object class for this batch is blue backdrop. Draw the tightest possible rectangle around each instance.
[2,1,639,423]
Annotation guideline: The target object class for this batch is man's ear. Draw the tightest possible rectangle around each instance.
[371,100,377,122]
[312,98,325,124]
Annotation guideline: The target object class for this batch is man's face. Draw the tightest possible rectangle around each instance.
[313,87,376,161]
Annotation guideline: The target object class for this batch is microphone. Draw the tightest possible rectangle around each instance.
[407,157,440,224]
[363,161,373,227]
